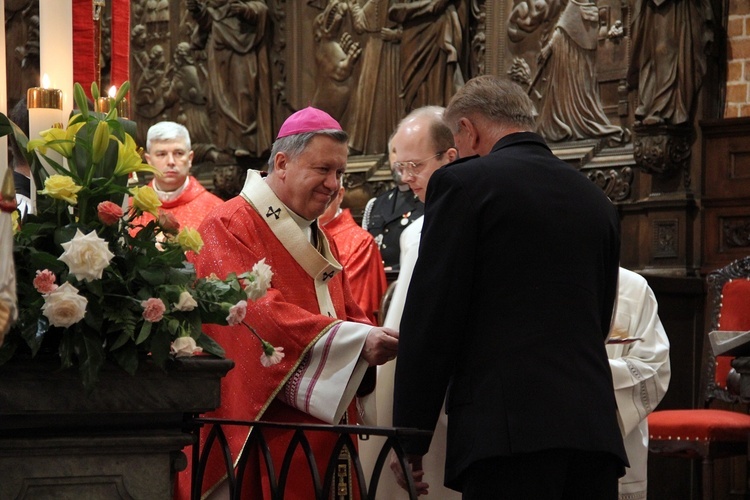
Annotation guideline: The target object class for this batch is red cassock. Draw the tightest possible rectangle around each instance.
[176,193,372,500]
[322,209,387,325]
[131,176,224,231]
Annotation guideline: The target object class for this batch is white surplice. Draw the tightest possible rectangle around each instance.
[606,267,671,499]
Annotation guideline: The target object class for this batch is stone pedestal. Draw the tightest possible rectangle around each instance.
[0,356,233,499]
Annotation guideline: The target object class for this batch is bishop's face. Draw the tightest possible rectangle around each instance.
[273,135,348,221]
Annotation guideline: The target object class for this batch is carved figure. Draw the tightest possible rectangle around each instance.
[164,42,222,163]
[187,0,274,158]
[508,0,628,145]
[347,0,403,155]
[628,0,713,126]
[135,44,168,126]
[311,0,362,122]
[388,0,464,113]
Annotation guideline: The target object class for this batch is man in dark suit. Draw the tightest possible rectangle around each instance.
[391,75,627,499]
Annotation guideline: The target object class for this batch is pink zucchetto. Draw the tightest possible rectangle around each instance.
[276,106,342,139]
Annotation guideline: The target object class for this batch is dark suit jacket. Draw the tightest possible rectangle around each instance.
[393,132,627,490]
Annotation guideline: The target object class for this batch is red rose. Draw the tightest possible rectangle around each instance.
[97,201,124,226]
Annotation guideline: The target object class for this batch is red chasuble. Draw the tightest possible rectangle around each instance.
[322,209,387,325]
[177,187,372,499]
[131,176,223,231]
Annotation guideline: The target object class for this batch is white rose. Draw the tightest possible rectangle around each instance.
[173,291,198,311]
[58,229,115,282]
[170,336,203,358]
[41,282,88,328]
[245,258,273,300]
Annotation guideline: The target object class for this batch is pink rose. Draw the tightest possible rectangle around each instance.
[97,201,124,226]
[157,210,181,234]
[141,297,166,322]
[33,269,58,294]
[226,300,247,326]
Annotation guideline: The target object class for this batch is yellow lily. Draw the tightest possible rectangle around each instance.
[114,133,160,177]
[39,122,85,158]
[26,139,48,155]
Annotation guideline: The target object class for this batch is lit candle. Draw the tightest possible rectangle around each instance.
[39,0,73,121]
[27,74,64,178]
[97,86,129,119]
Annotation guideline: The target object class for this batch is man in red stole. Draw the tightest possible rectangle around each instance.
[182,107,399,499]
[320,187,388,325]
[131,121,223,231]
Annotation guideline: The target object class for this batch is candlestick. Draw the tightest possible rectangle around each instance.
[39,0,74,121]
[101,86,130,119]
[95,97,112,114]
[27,76,64,179]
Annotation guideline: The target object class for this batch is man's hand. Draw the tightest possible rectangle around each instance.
[389,451,429,495]
[360,327,398,366]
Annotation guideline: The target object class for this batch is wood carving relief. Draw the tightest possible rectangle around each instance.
[1,0,721,209]
[722,217,750,250]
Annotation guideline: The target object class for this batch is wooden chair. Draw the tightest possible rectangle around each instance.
[648,256,750,499]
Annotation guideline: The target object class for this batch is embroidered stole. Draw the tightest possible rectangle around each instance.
[240,170,342,318]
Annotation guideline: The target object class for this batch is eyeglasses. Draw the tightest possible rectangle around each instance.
[392,151,446,178]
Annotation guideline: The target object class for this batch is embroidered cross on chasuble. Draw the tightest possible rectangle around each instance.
[227,170,371,499]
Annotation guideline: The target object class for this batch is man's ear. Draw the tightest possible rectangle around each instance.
[274,152,288,178]
[461,117,481,152]
[144,153,153,166]
[445,147,459,163]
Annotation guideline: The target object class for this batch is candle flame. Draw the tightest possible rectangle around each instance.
[108,86,117,98]
[42,74,51,89]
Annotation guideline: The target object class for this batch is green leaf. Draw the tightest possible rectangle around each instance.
[138,267,169,286]
[111,343,139,375]
[109,329,133,351]
[149,326,171,366]
[78,328,107,393]
[196,332,226,358]
[0,339,19,365]
[135,321,152,345]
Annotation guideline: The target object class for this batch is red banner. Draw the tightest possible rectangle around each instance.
[72,0,130,99]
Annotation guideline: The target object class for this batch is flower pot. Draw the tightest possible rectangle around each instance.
[0,356,233,499]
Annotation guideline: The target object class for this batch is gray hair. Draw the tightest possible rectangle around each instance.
[267,129,348,172]
[146,121,192,152]
[444,75,537,133]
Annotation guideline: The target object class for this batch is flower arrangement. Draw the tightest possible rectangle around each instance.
[0,82,282,390]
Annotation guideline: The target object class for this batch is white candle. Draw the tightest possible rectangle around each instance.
[39,0,73,121]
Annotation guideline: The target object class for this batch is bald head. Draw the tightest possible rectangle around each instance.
[390,106,457,202]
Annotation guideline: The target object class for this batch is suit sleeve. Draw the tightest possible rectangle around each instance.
[393,168,477,454]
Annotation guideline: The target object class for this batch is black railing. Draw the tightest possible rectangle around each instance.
[190,418,432,500]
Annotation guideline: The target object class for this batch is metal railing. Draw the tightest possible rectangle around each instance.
[189,418,432,500]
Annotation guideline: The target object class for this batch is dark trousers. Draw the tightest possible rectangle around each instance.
[460,449,622,500]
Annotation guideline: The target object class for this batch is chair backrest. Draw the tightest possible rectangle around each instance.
[700,256,750,405]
